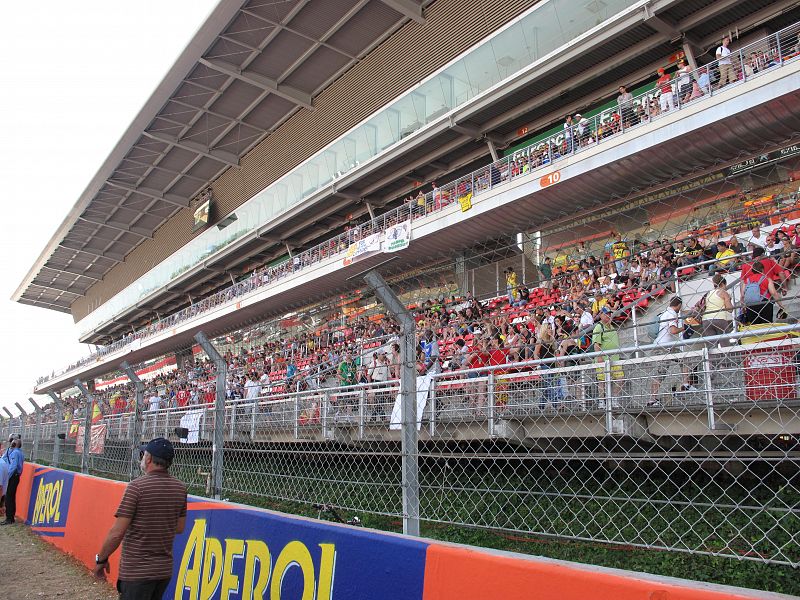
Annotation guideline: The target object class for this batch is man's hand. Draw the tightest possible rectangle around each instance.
[92,560,109,580]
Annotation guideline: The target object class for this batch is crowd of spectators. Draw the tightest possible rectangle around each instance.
[36,28,800,390]
[24,193,798,427]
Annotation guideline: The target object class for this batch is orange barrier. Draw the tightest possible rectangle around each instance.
[423,544,768,600]
[14,464,784,600]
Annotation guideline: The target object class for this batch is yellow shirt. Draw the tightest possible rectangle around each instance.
[715,248,735,267]
[592,297,608,314]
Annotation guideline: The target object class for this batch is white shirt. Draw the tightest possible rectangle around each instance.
[655,307,682,346]
[716,44,732,65]
[0,457,8,496]
[148,396,161,411]
[245,379,261,400]
[580,309,595,331]
[745,232,767,248]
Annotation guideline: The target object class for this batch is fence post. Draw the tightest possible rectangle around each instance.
[195,332,227,500]
[487,372,496,437]
[121,362,145,481]
[604,360,614,434]
[29,398,42,463]
[47,391,63,467]
[14,402,28,447]
[364,269,420,537]
[702,347,716,431]
[73,379,94,474]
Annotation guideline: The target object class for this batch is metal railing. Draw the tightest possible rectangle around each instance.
[11,319,800,567]
[35,21,800,388]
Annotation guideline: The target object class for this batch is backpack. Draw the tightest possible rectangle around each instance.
[646,313,663,341]
[743,274,768,306]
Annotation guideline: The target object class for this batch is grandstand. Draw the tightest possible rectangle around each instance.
[5,0,800,581]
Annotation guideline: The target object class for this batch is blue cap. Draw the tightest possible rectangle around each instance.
[140,437,175,461]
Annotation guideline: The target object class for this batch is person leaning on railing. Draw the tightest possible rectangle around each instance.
[702,274,735,346]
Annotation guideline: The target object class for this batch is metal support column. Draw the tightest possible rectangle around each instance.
[14,402,27,444]
[121,361,145,481]
[73,379,94,474]
[195,332,227,500]
[47,391,63,467]
[364,270,420,536]
[29,398,42,462]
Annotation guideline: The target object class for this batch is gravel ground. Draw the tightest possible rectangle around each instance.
[0,523,117,599]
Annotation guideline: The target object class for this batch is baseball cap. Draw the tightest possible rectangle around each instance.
[658,67,665,74]
[140,437,175,461]
[601,306,612,315]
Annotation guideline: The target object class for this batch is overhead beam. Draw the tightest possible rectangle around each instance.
[29,281,84,296]
[199,58,314,110]
[116,156,207,183]
[58,241,125,263]
[378,0,426,25]
[142,130,240,168]
[18,298,72,313]
[104,180,190,208]
[40,264,103,281]
[78,215,152,238]
[448,120,504,145]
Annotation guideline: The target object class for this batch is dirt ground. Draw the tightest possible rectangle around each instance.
[0,523,118,599]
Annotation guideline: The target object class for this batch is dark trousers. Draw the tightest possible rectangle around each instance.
[4,472,19,523]
[117,578,170,600]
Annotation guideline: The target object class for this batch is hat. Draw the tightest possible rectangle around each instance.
[601,306,612,315]
[140,437,175,461]
[658,67,665,74]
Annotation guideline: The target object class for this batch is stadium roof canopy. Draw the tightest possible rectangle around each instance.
[13,0,428,314]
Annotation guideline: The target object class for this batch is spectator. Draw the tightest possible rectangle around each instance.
[420,329,441,375]
[592,307,623,408]
[650,297,693,405]
[0,441,7,519]
[93,438,187,599]
[617,85,635,128]
[338,352,357,387]
[702,274,734,346]
[740,260,788,324]
[563,115,575,154]
[540,257,553,288]
[744,224,768,248]
[1,437,24,525]
[505,267,518,304]
[656,67,675,113]
[716,36,736,88]
[697,66,710,92]
[676,59,693,104]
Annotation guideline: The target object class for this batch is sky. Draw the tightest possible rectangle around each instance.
[0,1,219,416]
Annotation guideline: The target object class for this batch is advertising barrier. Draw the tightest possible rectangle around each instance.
[14,464,787,600]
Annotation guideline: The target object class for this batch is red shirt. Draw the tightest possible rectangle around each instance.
[468,351,488,370]
[741,258,786,282]
[489,348,508,367]
[176,390,189,408]
[657,74,672,93]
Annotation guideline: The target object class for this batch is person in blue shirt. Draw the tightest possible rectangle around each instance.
[2,437,24,525]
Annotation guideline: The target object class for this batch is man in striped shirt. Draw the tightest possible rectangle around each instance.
[94,438,187,600]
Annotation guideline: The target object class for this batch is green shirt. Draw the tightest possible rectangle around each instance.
[338,360,356,386]
[592,322,620,352]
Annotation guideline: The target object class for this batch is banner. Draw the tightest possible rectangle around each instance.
[383,220,411,252]
[390,373,434,431]
[343,232,382,266]
[75,424,107,454]
[457,192,473,212]
[179,409,204,444]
